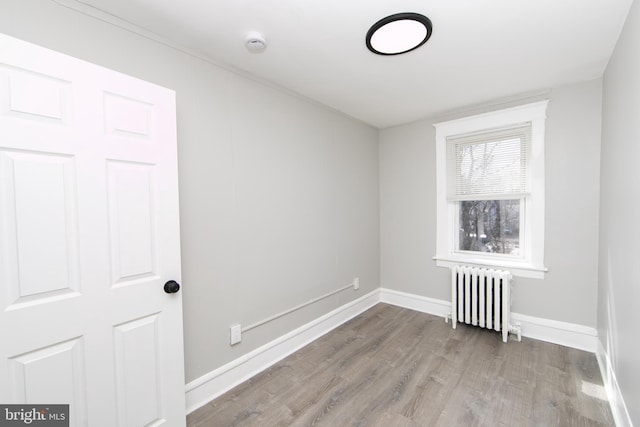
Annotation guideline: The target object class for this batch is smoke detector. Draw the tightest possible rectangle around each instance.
[245,31,267,52]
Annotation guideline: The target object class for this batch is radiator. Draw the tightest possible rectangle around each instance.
[448,265,521,342]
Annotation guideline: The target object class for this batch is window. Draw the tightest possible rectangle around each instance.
[450,123,529,257]
[434,101,548,278]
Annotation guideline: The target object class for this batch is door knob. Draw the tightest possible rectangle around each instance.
[164,280,180,294]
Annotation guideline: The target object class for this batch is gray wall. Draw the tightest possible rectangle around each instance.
[0,0,380,383]
[380,79,603,327]
[599,0,640,423]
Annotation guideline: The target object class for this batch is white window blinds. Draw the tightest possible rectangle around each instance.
[446,123,531,200]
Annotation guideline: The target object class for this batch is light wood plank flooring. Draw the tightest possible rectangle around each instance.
[187,304,614,426]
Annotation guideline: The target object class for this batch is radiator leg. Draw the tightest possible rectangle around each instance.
[507,323,522,342]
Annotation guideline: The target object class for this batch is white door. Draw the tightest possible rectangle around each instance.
[0,34,186,426]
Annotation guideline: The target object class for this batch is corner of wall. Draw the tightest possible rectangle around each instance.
[596,339,634,427]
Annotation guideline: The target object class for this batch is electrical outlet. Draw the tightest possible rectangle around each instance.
[230,324,242,345]
[353,277,360,290]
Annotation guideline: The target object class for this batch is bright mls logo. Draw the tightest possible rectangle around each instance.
[0,405,69,426]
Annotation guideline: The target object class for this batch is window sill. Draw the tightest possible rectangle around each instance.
[433,255,547,279]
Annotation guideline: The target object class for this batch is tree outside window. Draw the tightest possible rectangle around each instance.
[458,199,520,255]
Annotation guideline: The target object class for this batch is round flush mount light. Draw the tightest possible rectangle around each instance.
[366,12,433,55]
[245,31,267,52]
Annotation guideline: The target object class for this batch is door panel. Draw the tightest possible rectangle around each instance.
[104,92,153,140]
[0,65,71,124]
[114,315,163,427]
[0,150,79,305]
[9,337,88,424]
[0,34,185,427]
[107,160,157,284]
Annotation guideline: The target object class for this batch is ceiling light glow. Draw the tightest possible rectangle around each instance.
[366,13,433,56]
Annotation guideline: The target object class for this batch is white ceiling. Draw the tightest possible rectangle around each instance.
[76,0,632,128]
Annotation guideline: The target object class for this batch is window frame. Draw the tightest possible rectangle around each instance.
[433,101,549,279]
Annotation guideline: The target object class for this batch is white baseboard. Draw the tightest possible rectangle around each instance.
[380,288,598,352]
[379,288,450,317]
[596,340,633,427]
[511,312,597,352]
[184,289,380,414]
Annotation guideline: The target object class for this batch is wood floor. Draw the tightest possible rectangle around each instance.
[187,304,614,426]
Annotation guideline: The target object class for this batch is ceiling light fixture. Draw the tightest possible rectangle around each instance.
[366,12,433,56]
